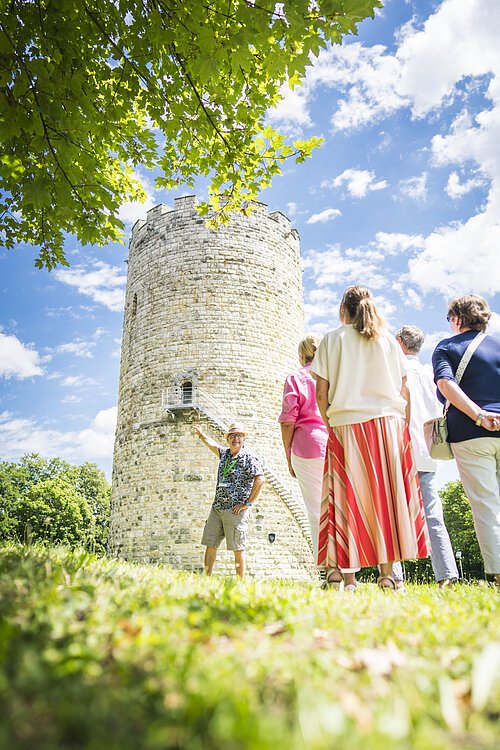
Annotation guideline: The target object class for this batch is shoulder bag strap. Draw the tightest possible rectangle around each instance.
[444,332,486,414]
[454,332,486,384]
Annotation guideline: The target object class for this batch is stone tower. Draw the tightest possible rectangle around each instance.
[109,195,315,579]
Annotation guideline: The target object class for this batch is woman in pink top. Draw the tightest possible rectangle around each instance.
[279,335,359,586]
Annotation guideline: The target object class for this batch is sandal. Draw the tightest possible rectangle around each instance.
[377,575,397,591]
[344,582,358,592]
[322,569,345,591]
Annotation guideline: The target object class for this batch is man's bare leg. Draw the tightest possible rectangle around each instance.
[234,550,246,578]
[204,546,217,575]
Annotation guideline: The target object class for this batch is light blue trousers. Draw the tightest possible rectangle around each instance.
[392,471,458,583]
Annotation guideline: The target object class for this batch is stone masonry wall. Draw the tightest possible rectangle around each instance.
[112,414,315,578]
[109,196,316,579]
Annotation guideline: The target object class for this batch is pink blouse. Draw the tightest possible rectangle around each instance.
[278,363,328,459]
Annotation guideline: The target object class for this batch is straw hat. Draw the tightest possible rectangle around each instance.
[224,423,249,440]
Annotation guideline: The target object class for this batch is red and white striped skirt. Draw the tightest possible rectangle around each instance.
[318,416,430,569]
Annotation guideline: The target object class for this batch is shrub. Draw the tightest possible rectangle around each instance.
[440,480,483,578]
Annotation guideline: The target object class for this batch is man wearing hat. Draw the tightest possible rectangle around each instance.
[194,422,265,578]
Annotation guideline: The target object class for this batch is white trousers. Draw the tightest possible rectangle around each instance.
[291,453,359,573]
[452,437,500,575]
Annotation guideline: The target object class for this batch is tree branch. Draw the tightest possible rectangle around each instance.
[83,5,153,91]
[168,43,230,149]
[0,20,87,207]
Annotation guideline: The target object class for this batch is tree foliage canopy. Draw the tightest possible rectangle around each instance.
[0,454,111,552]
[0,0,382,268]
[440,480,483,578]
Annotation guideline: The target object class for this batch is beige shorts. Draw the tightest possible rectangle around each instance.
[201,507,250,551]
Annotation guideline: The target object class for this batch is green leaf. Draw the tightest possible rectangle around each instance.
[0,0,382,268]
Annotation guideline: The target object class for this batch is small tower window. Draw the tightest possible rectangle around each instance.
[131,293,138,317]
[181,380,193,404]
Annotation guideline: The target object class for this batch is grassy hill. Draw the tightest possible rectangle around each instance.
[0,543,499,750]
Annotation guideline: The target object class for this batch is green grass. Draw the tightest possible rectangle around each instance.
[0,544,499,750]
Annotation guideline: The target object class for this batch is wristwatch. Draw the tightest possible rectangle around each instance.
[475,412,485,426]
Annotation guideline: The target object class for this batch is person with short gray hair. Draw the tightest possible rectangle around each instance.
[396,326,459,587]
[395,325,425,355]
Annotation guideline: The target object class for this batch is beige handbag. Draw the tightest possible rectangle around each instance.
[423,413,453,460]
[423,333,486,461]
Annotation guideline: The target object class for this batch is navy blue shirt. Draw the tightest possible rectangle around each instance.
[432,331,500,443]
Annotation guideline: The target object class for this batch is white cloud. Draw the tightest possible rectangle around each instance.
[404,288,423,310]
[76,407,118,459]
[118,172,157,225]
[55,262,127,312]
[311,0,500,131]
[0,331,43,379]
[302,317,336,335]
[374,232,425,255]
[488,312,500,334]
[346,247,384,262]
[311,43,409,131]
[420,329,451,355]
[302,244,388,291]
[398,172,428,202]
[301,233,432,327]
[392,282,424,310]
[445,170,485,198]
[372,294,397,326]
[56,341,94,359]
[286,202,297,216]
[51,328,107,360]
[294,0,500,297]
[407,77,500,294]
[61,395,82,405]
[409,209,500,296]
[267,82,313,133]
[0,406,117,466]
[395,0,500,117]
[274,0,500,301]
[435,459,460,489]
[306,208,342,224]
[322,168,388,198]
[61,375,99,389]
[111,337,122,359]
[303,286,342,328]
[45,305,97,320]
[275,0,500,136]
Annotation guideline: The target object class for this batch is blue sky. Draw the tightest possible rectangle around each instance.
[1,0,499,489]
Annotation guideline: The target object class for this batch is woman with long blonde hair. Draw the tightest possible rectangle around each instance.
[311,286,430,589]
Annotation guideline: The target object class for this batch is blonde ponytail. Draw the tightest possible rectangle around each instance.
[298,333,323,363]
[341,286,383,341]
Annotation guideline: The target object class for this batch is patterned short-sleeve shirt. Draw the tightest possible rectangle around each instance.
[212,446,264,510]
